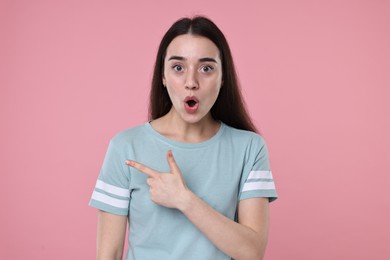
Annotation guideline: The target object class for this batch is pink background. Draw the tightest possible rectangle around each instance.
[1,0,389,259]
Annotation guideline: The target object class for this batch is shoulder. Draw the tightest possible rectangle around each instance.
[109,123,148,147]
[222,123,267,148]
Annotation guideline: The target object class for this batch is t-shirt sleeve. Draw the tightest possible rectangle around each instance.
[238,136,278,202]
[89,138,131,215]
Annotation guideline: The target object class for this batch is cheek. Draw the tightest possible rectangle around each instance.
[213,87,222,101]
[206,77,222,94]
[166,86,182,105]
[165,72,184,88]
[203,86,221,105]
[212,81,223,100]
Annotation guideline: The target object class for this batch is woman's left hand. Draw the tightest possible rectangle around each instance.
[126,150,190,209]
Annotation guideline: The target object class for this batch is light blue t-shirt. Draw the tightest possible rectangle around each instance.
[89,122,278,259]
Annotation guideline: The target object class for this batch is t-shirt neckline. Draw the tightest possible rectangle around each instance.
[143,121,226,149]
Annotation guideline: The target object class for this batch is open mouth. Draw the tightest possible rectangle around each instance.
[186,100,197,107]
[184,96,199,113]
[184,96,199,106]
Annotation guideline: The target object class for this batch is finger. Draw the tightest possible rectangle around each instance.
[146,178,153,186]
[126,160,158,178]
[166,150,181,174]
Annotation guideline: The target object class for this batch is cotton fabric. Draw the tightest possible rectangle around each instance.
[89,122,277,259]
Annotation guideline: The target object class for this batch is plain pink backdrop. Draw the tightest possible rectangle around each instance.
[1,0,389,259]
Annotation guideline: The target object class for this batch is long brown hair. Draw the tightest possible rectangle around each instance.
[149,16,258,133]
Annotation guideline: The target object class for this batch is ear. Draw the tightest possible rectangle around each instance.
[162,76,166,86]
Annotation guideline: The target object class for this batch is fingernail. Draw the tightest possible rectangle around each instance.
[125,160,133,166]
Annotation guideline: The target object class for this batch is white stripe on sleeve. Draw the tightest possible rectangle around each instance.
[96,179,130,198]
[247,170,273,180]
[91,190,129,209]
[242,181,276,192]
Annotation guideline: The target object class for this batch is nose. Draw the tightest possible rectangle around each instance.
[185,69,199,90]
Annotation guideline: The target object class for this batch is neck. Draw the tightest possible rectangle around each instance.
[150,108,220,143]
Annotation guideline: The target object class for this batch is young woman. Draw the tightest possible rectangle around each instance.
[90,16,278,260]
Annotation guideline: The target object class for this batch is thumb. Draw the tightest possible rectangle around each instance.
[166,150,181,175]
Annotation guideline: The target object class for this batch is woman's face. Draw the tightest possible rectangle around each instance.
[163,34,223,125]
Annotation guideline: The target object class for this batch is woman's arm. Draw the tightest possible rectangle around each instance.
[96,210,127,260]
[180,193,269,260]
[126,151,270,260]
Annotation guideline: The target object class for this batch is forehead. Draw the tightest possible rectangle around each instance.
[165,34,220,60]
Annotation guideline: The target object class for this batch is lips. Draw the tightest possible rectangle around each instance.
[184,96,199,113]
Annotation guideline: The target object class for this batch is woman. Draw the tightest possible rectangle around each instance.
[90,16,278,260]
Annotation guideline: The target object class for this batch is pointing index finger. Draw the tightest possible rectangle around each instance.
[166,150,180,174]
[126,160,158,178]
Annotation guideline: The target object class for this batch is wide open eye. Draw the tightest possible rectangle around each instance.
[200,65,214,73]
[172,64,184,72]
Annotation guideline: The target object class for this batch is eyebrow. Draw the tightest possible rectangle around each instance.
[168,56,218,63]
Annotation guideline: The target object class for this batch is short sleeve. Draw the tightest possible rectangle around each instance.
[89,138,131,215]
[238,137,278,202]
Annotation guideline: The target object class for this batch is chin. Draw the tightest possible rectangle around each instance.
[182,117,203,124]
[180,113,211,125]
